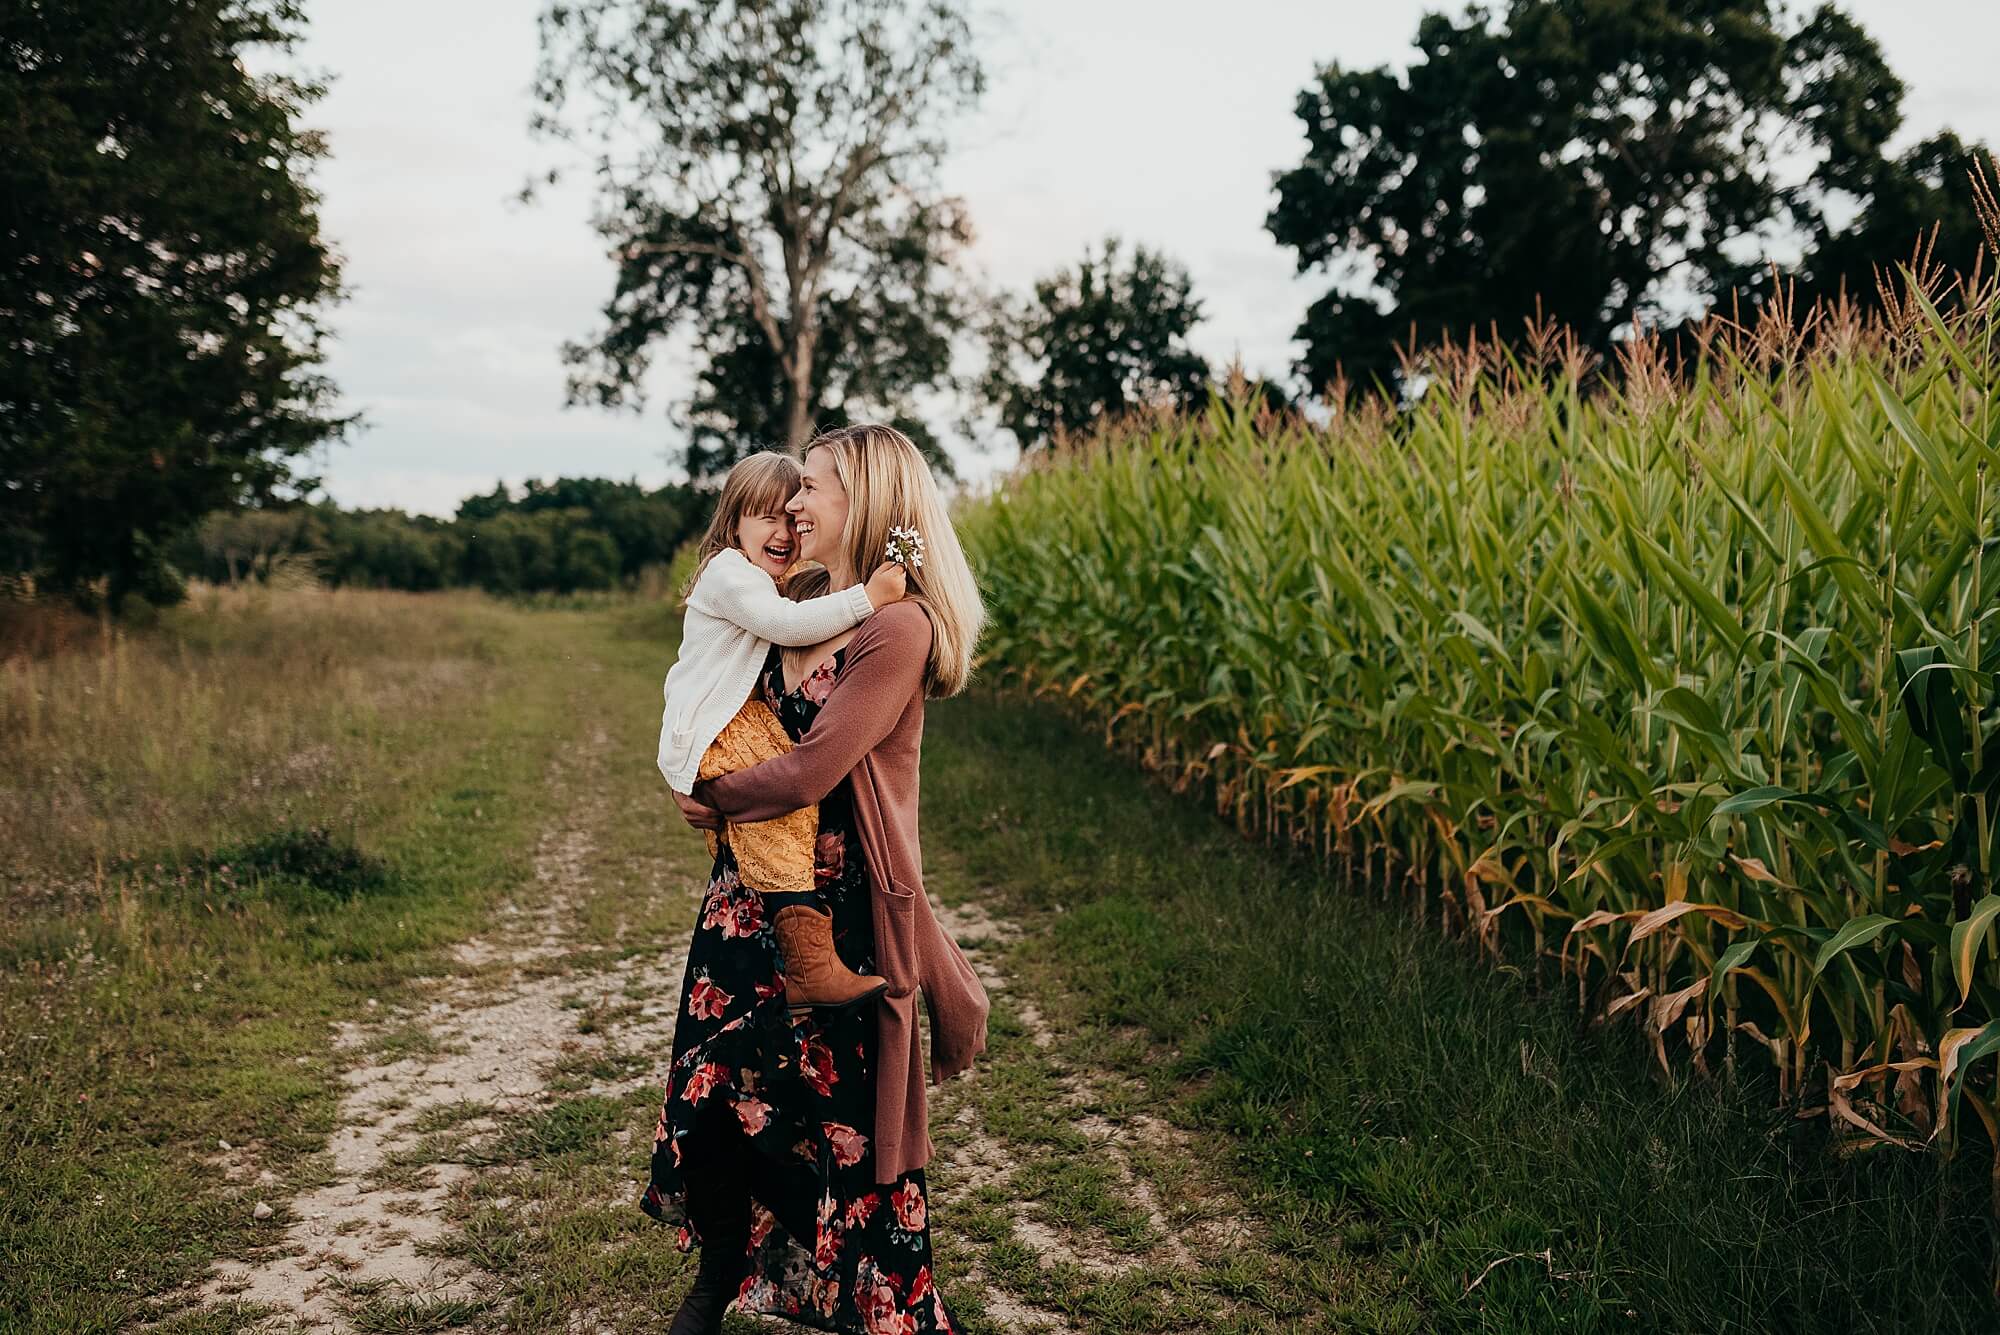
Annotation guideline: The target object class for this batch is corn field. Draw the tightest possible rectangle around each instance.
[959,252,2000,1185]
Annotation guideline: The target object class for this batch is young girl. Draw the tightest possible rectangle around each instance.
[659,451,905,1011]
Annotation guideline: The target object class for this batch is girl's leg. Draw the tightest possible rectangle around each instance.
[742,824,883,1010]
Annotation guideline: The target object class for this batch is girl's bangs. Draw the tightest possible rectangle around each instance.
[733,458,800,520]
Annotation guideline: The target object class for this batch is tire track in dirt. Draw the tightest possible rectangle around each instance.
[928,894,1267,1334]
[190,726,692,1332]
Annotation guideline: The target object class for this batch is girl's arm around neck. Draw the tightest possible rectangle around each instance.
[687,548,875,647]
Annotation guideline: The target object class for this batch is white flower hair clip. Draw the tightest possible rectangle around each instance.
[884,525,925,569]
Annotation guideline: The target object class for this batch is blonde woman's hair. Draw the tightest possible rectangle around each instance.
[803,423,983,698]
[681,451,804,601]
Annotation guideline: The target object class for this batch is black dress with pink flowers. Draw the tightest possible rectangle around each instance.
[641,642,961,1334]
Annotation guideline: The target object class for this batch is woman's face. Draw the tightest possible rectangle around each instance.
[787,447,850,579]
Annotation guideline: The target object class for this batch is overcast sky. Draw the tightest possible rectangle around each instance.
[278,1,2000,516]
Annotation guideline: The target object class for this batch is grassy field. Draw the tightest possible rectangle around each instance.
[0,588,698,1330]
[2,589,1992,1332]
[923,691,1997,1333]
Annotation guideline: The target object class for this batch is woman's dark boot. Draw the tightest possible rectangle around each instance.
[670,1148,753,1335]
[668,1226,750,1335]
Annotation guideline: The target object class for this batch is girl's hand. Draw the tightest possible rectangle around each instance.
[864,561,907,610]
[672,788,722,832]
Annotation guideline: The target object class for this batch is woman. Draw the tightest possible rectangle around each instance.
[643,423,990,1335]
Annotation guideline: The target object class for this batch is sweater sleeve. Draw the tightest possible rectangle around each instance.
[695,604,931,822]
[687,550,876,647]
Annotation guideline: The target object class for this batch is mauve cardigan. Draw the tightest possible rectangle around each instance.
[694,600,990,1183]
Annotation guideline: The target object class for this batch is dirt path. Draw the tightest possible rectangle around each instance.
[184,720,1271,1333]
[926,892,1269,1335]
[191,727,694,1332]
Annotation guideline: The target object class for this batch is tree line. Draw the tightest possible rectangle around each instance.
[4,0,1994,609]
[175,479,712,595]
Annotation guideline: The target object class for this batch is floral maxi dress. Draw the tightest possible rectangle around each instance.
[641,642,962,1335]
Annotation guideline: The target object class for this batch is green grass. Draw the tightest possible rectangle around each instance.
[13,588,1993,1332]
[921,689,2000,1334]
[0,591,688,1332]
[346,1293,495,1333]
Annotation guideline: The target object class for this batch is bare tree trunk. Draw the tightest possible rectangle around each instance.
[784,322,820,448]
[785,368,812,448]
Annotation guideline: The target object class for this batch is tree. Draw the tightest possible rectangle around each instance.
[981,238,1210,451]
[0,0,353,608]
[173,475,712,594]
[678,195,972,478]
[528,0,984,479]
[509,476,704,576]
[1267,0,1915,393]
[1772,132,1998,312]
[450,476,710,588]
[189,506,323,585]
[456,476,706,577]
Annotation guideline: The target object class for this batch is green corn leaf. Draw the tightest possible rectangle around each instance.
[1658,686,1727,744]
[1711,936,1762,982]
[1632,529,1749,656]
[1713,785,1807,819]
[1873,371,1978,536]
[1812,915,1899,976]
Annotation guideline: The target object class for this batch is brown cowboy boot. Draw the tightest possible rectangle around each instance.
[772,903,889,1010]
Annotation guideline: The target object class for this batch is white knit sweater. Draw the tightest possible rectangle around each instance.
[658,548,876,793]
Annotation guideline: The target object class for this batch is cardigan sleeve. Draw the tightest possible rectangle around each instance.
[695,603,932,822]
[686,550,875,647]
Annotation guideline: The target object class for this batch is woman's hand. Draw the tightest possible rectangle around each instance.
[672,788,722,832]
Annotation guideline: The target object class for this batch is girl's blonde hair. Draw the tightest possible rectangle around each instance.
[802,423,983,698]
[681,451,804,600]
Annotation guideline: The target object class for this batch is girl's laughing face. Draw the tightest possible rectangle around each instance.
[736,507,795,580]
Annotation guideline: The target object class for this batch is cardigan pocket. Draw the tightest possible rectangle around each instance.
[883,875,920,913]
[876,874,922,994]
